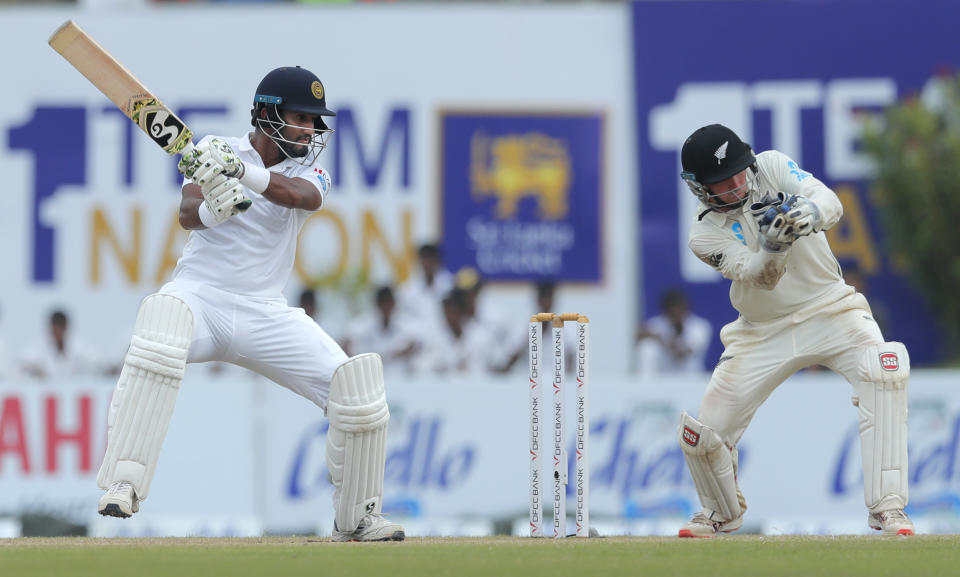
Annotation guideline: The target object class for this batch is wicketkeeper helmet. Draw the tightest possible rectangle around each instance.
[680,124,757,209]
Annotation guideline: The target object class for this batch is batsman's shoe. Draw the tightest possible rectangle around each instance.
[869,509,915,536]
[678,511,743,538]
[332,514,405,542]
[98,481,139,518]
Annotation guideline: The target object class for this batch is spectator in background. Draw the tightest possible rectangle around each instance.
[635,288,712,378]
[19,309,108,381]
[414,288,492,376]
[342,285,420,374]
[455,266,510,368]
[396,242,453,330]
[299,287,318,322]
[494,280,575,374]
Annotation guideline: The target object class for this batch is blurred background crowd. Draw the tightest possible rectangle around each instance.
[1,241,715,382]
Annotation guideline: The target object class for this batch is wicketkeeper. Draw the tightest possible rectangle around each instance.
[675,124,912,537]
[95,66,403,542]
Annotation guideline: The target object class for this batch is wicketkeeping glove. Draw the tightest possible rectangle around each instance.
[749,191,787,220]
[783,196,822,238]
[756,195,798,253]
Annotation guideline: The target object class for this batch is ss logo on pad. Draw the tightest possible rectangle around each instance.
[880,353,899,371]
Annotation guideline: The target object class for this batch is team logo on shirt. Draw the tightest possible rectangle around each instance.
[879,352,899,371]
[731,222,746,246]
[313,167,331,193]
[682,426,700,447]
[787,160,810,182]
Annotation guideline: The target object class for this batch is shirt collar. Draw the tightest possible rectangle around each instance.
[238,133,256,152]
[698,202,744,226]
[240,133,295,171]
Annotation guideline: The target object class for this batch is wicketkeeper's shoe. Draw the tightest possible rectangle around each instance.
[868,509,915,536]
[678,511,743,538]
[98,481,139,518]
[332,514,405,542]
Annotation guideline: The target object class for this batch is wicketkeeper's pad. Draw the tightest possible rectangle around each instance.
[853,341,910,512]
[326,353,390,533]
[678,412,742,521]
[96,293,193,500]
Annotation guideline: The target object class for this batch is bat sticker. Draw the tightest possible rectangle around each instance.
[131,98,192,154]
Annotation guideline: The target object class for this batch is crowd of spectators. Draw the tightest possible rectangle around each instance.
[0,243,722,384]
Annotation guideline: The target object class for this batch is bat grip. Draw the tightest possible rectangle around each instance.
[178,140,251,211]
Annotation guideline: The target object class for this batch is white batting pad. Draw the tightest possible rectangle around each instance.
[678,412,742,521]
[96,294,193,500]
[853,342,910,511]
[326,353,390,533]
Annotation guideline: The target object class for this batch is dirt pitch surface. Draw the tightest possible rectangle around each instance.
[2,535,959,577]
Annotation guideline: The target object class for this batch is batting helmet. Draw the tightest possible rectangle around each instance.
[250,66,336,131]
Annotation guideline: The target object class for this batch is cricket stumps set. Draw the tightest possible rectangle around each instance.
[528,313,590,538]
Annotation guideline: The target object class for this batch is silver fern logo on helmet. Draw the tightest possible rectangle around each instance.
[714,141,728,164]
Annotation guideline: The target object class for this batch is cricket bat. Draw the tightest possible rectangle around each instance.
[49,20,196,157]
[49,20,251,210]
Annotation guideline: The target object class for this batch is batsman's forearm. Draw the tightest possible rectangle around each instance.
[261,177,323,210]
[178,197,206,230]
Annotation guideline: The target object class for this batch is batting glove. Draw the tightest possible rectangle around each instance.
[177,143,206,179]
[200,173,250,226]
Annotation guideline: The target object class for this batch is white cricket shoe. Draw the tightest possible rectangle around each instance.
[869,509,915,536]
[332,514,405,542]
[678,511,743,538]
[98,481,139,518]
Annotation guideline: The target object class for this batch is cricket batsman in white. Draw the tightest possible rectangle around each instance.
[95,66,404,542]
[675,124,913,537]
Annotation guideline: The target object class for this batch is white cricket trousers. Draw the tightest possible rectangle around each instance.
[698,292,884,445]
[159,279,348,409]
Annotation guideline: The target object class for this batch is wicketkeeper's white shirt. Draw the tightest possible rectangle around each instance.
[688,150,854,323]
[173,134,330,298]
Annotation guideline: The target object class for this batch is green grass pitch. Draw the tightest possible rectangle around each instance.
[2,535,959,577]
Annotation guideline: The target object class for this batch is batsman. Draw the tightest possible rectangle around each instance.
[95,66,403,542]
[675,124,912,537]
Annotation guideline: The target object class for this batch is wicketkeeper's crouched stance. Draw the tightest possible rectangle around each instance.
[674,124,913,538]
[96,66,403,542]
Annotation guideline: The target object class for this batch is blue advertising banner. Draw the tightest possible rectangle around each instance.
[632,0,955,366]
[440,112,603,282]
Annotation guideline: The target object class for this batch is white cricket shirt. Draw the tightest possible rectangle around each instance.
[173,134,330,297]
[688,150,854,323]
